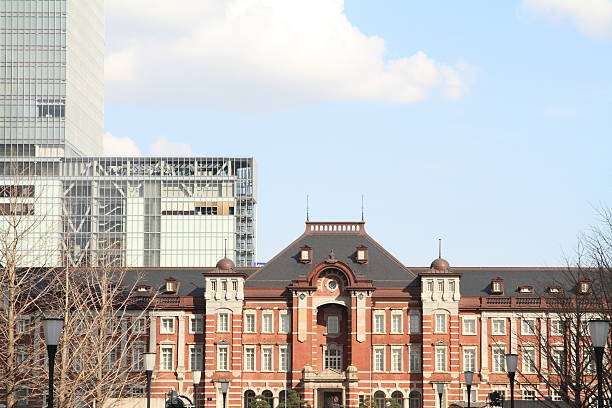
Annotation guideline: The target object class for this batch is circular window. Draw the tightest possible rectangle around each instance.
[327,279,338,291]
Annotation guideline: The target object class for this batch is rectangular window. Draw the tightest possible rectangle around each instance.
[15,346,27,365]
[374,313,385,334]
[245,313,256,333]
[409,345,421,372]
[190,345,203,371]
[133,317,147,334]
[522,318,536,335]
[262,347,273,371]
[435,348,447,372]
[244,347,256,371]
[262,313,273,333]
[16,317,29,334]
[550,319,563,336]
[211,280,217,291]
[391,313,402,334]
[465,389,477,403]
[232,280,238,292]
[374,348,385,371]
[522,348,536,373]
[492,318,506,335]
[161,346,173,371]
[217,346,229,371]
[327,315,339,334]
[463,318,477,335]
[492,348,505,372]
[463,348,476,372]
[437,280,444,292]
[325,347,342,370]
[409,313,421,334]
[552,391,562,401]
[160,317,174,334]
[131,386,146,398]
[279,346,290,371]
[391,347,402,372]
[551,348,565,371]
[218,313,230,332]
[449,280,456,292]
[190,316,203,334]
[523,390,536,400]
[435,314,447,333]
[280,313,291,333]
[132,344,145,371]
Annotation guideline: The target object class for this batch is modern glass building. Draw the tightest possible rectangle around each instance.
[0,1,257,268]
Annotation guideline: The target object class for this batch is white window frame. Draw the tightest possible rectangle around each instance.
[262,312,274,333]
[217,345,229,371]
[160,345,174,371]
[550,319,563,336]
[522,390,536,400]
[261,346,273,372]
[391,312,403,334]
[373,312,386,334]
[409,313,421,334]
[327,315,339,335]
[464,389,477,403]
[131,343,146,372]
[189,344,203,371]
[522,347,536,373]
[16,317,30,334]
[324,344,343,370]
[434,346,447,372]
[279,345,290,371]
[434,313,447,334]
[218,312,230,333]
[160,317,175,334]
[189,315,203,334]
[463,347,477,372]
[521,318,536,336]
[373,347,385,372]
[462,317,477,335]
[279,311,290,334]
[133,317,147,334]
[491,318,506,335]
[244,346,256,371]
[492,347,506,373]
[244,312,256,333]
[391,346,402,372]
[409,345,421,372]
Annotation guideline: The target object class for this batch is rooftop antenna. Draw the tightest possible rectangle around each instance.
[306,195,310,222]
[438,238,442,259]
[361,195,364,222]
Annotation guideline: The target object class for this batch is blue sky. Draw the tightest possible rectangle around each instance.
[103,0,612,266]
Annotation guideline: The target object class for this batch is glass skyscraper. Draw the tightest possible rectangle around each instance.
[0,1,257,267]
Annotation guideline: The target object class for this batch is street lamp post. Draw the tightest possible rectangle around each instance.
[589,320,610,408]
[220,382,229,408]
[42,317,63,408]
[193,371,202,408]
[464,371,474,408]
[144,352,156,408]
[505,354,518,408]
[436,383,445,408]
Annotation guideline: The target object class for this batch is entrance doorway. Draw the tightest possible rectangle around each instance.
[323,392,342,408]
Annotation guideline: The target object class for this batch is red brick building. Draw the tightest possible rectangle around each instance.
[142,221,589,408]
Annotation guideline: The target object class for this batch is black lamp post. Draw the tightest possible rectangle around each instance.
[505,354,518,408]
[436,383,445,408]
[42,317,63,408]
[193,370,202,408]
[220,381,229,408]
[589,320,610,408]
[144,352,156,408]
[464,371,474,408]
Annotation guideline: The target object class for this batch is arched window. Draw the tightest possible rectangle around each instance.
[262,390,274,407]
[244,390,256,408]
[391,391,403,407]
[374,391,386,408]
[409,391,421,408]
[279,390,286,406]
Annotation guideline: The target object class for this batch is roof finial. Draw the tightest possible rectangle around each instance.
[361,195,364,222]
[224,238,227,258]
[306,195,310,222]
[438,238,442,259]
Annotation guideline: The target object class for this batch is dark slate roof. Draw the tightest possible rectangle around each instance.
[410,267,582,297]
[245,225,418,287]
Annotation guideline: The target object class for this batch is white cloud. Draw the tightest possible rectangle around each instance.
[523,0,612,38]
[150,138,194,156]
[105,0,469,108]
[103,132,142,156]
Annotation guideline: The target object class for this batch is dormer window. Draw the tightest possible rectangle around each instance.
[136,285,151,293]
[491,278,504,295]
[578,279,591,294]
[356,245,368,264]
[547,286,563,294]
[518,285,534,294]
[164,277,177,293]
[299,245,312,264]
